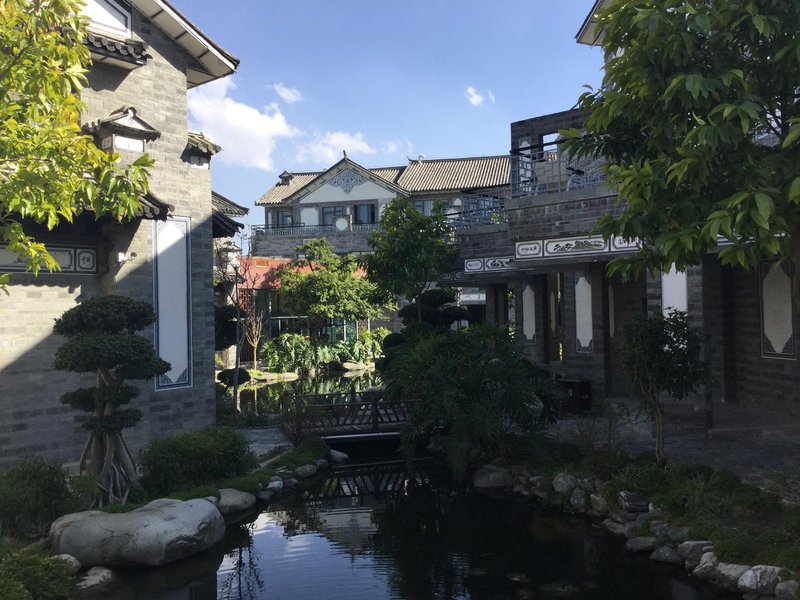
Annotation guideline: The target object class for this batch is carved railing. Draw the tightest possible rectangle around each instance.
[252,223,334,236]
[280,390,419,441]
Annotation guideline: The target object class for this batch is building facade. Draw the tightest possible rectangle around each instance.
[0,0,238,466]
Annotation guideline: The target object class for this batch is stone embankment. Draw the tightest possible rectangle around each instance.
[473,464,800,600]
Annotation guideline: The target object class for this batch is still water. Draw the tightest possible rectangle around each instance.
[109,458,735,600]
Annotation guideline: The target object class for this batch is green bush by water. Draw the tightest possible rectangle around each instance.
[138,428,257,496]
[607,460,800,570]
[0,547,72,600]
[0,457,90,539]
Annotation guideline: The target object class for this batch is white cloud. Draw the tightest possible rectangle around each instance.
[383,141,399,154]
[465,86,484,106]
[273,82,304,104]
[187,77,299,171]
[296,131,376,165]
[488,90,496,103]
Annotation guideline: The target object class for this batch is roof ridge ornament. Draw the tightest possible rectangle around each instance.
[329,168,367,194]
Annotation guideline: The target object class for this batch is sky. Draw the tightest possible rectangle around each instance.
[169,1,605,226]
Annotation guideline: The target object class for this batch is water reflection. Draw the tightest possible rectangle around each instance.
[213,462,735,600]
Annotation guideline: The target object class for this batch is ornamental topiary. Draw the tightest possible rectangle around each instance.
[53,295,170,507]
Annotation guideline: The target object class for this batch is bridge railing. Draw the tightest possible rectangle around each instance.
[280,390,420,443]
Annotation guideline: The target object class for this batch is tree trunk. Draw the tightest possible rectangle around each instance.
[792,226,800,316]
[651,398,666,467]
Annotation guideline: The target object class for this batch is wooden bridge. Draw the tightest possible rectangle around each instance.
[280,389,420,441]
[304,460,433,501]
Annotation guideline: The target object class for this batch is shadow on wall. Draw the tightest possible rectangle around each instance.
[0,212,216,469]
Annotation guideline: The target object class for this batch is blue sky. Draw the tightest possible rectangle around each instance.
[170,1,604,223]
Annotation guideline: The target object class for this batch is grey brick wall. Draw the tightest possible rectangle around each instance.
[0,9,217,467]
[252,229,375,258]
[510,109,585,150]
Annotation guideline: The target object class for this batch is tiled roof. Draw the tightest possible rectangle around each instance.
[82,106,160,141]
[138,193,173,220]
[397,156,510,192]
[256,155,509,206]
[212,191,248,216]
[187,132,221,156]
[257,172,321,205]
[85,31,149,65]
[371,167,404,184]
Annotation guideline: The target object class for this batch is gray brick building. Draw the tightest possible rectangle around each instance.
[455,108,799,409]
[0,0,239,467]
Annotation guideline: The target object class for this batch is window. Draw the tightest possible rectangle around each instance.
[322,206,345,226]
[414,200,432,216]
[353,204,376,224]
[275,210,293,226]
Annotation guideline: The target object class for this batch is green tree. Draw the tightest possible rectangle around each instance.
[53,296,170,507]
[277,239,385,341]
[619,311,706,466]
[562,0,800,305]
[363,200,457,321]
[384,323,559,479]
[1,0,152,288]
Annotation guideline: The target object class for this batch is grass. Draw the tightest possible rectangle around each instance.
[514,434,800,574]
[100,438,330,512]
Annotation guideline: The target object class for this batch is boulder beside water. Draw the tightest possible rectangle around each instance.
[50,498,225,568]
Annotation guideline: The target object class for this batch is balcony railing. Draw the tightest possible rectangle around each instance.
[253,221,382,237]
[510,143,606,198]
[252,223,333,236]
[446,190,509,230]
[352,222,381,232]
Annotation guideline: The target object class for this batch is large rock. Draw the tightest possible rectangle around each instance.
[625,537,660,553]
[738,565,782,595]
[552,473,578,495]
[569,488,588,512]
[618,491,649,513]
[776,580,800,600]
[217,488,256,515]
[295,464,318,479]
[650,546,682,564]
[693,551,718,580]
[710,562,751,591]
[50,498,225,567]
[602,518,628,537]
[472,465,513,489]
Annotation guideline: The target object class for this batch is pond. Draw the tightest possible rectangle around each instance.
[103,457,736,600]
[227,372,383,425]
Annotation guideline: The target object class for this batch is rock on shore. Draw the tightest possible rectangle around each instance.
[50,498,225,567]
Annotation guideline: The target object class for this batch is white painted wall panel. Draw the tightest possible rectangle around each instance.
[154,217,192,389]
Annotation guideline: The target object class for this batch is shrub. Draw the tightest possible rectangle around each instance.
[0,457,85,539]
[217,368,251,388]
[0,549,71,600]
[619,311,706,466]
[139,428,256,496]
[385,323,560,478]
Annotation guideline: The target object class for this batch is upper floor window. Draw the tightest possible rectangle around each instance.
[84,0,132,38]
[275,210,293,226]
[353,204,376,225]
[322,206,346,226]
[414,200,433,216]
